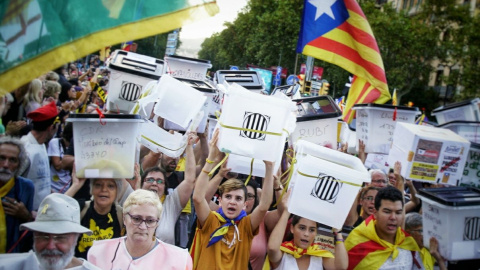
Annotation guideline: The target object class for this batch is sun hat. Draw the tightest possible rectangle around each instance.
[20,193,92,235]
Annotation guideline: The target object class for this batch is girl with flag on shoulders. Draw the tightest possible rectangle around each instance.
[267,190,348,270]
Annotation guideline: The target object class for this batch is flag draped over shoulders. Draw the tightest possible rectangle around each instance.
[296,0,390,123]
[0,0,219,94]
[345,215,419,270]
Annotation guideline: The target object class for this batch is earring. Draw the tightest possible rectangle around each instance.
[121,226,126,236]
[152,234,155,241]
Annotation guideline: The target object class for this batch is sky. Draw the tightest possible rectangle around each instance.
[176,0,249,57]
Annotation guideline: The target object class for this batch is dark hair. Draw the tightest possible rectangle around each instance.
[374,186,404,210]
[245,180,259,213]
[285,214,319,241]
[218,179,247,201]
[141,167,169,195]
[32,117,56,131]
[62,122,73,142]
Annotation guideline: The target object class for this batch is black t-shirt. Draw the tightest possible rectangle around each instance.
[75,201,121,259]
[166,171,184,190]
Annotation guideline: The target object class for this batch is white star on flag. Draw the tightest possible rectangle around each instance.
[308,0,337,21]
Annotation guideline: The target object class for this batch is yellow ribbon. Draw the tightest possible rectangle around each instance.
[208,153,230,177]
[0,178,15,253]
[273,149,296,207]
[214,110,288,137]
[244,158,254,186]
[296,170,362,187]
[141,135,187,152]
[107,213,113,223]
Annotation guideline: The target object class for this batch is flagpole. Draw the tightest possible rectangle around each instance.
[294,53,298,75]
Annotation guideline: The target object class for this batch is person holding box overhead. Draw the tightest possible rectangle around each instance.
[191,129,274,270]
[267,191,348,270]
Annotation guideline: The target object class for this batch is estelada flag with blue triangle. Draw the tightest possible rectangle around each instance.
[296,0,391,123]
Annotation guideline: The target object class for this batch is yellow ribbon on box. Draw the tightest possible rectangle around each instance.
[296,170,363,187]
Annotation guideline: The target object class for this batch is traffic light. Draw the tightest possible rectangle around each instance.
[320,80,330,95]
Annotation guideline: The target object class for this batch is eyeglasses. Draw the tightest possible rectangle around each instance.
[34,233,71,244]
[126,213,158,228]
[372,179,387,184]
[246,193,256,201]
[410,229,423,234]
[363,196,375,201]
[145,177,164,185]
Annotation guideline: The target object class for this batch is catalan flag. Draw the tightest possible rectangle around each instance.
[345,215,419,270]
[121,41,134,52]
[0,0,219,95]
[296,0,390,123]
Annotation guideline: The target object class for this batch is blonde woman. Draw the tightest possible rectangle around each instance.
[88,189,192,270]
[23,79,44,115]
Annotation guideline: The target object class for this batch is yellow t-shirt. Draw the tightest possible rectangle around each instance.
[175,157,191,214]
[194,211,258,270]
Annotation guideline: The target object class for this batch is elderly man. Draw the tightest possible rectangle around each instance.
[0,136,34,253]
[369,169,388,188]
[21,101,59,210]
[345,186,420,270]
[0,193,99,269]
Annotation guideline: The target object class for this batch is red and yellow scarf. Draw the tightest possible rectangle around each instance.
[345,215,419,270]
[280,240,334,259]
[0,178,15,253]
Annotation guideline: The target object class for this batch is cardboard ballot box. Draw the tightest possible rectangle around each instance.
[431,98,480,125]
[290,95,342,148]
[67,114,142,178]
[387,122,470,185]
[353,104,420,154]
[459,142,480,189]
[418,187,480,261]
[437,121,480,144]
[164,55,211,81]
[107,50,164,114]
[288,140,370,229]
[217,83,296,162]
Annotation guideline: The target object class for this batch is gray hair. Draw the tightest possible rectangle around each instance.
[89,178,124,204]
[0,136,29,176]
[369,169,387,180]
[405,212,423,231]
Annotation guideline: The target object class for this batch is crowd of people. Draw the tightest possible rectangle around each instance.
[0,55,457,269]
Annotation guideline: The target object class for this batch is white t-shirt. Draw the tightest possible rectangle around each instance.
[155,188,182,245]
[379,248,415,270]
[21,132,51,210]
[47,138,71,193]
[273,253,323,270]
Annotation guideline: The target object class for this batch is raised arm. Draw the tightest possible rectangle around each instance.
[267,191,290,268]
[404,180,420,213]
[176,132,198,207]
[323,228,348,270]
[194,133,209,176]
[193,129,223,227]
[250,160,274,232]
[64,168,86,197]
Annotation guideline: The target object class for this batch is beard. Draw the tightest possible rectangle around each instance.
[35,245,75,270]
[0,168,15,182]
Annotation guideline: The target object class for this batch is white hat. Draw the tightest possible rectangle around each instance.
[20,193,92,235]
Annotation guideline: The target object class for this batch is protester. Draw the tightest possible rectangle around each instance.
[345,186,420,269]
[405,212,447,270]
[0,193,100,269]
[47,123,73,193]
[369,169,388,188]
[191,129,274,270]
[267,190,348,270]
[87,189,192,270]
[65,176,124,259]
[140,132,196,245]
[43,81,62,102]
[20,101,59,210]
[0,137,34,253]
[22,79,44,115]
[345,186,380,228]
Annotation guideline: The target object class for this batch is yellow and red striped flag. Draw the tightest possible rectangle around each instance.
[296,0,390,123]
